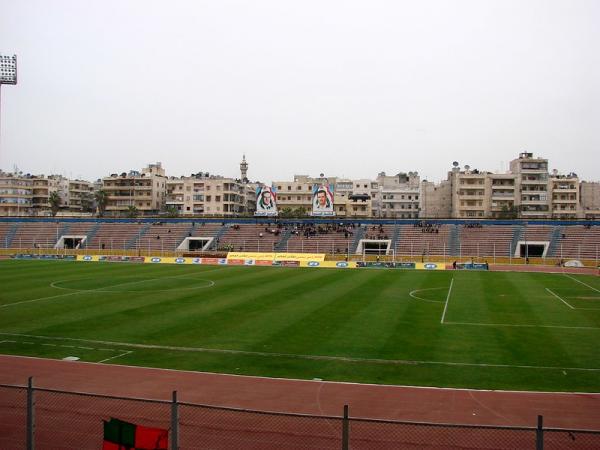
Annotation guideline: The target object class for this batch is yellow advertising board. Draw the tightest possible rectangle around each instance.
[227,252,325,262]
[415,262,446,271]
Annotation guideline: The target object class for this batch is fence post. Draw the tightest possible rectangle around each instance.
[27,376,35,450]
[342,404,349,450]
[536,415,543,450]
[171,391,179,450]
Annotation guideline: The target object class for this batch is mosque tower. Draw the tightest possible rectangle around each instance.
[240,154,248,183]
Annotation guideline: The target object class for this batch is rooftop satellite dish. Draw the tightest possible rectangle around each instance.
[464,165,470,171]
[452,161,459,167]
[320,173,324,177]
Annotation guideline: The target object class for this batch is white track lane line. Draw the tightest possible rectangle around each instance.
[98,351,133,364]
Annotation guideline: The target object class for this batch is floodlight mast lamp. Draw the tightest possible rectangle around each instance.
[0,54,18,165]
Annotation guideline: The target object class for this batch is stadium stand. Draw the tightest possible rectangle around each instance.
[459,224,514,257]
[0,220,599,261]
[395,223,452,256]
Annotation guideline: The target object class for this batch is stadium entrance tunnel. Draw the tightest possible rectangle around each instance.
[177,237,213,251]
[55,235,87,250]
[514,241,549,258]
[357,239,392,255]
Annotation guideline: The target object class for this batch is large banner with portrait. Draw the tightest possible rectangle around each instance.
[254,185,278,216]
[311,184,335,216]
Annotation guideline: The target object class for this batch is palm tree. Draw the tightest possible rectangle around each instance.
[126,205,139,218]
[48,191,61,217]
[94,189,108,217]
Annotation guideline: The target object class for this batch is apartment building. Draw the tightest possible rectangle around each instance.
[166,173,252,216]
[377,172,421,219]
[102,162,167,215]
[420,179,452,218]
[0,171,33,216]
[448,166,489,218]
[580,181,600,219]
[30,175,69,214]
[550,172,580,219]
[510,152,550,219]
[273,175,330,213]
[272,175,377,217]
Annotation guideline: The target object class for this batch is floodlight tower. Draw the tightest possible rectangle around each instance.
[0,54,18,164]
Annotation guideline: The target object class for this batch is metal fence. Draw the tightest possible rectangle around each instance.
[1,380,599,449]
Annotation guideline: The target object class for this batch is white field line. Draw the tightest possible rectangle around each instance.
[98,351,133,364]
[408,287,446,303]
[546,287,600,311]
[50,277,215,293]
[440,277,454,323]
[3,332,598,373]
[0,339,130,353]
[444,321,600,331]
[6,354,600,395]
[545,288,575,309]
[564,274,600,294]
[0,267,223,309]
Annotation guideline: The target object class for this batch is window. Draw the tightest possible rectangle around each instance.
[288,186,291,190]
[206,196,211,201]
[216,196,221,202]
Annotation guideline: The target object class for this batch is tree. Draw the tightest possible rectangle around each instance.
[499,204,519,220]
[48,191,61,217]
[126,205,139,218]
[165,206,179,218]
[279,207,294,218]
[293,207,308,217]
[80,192,95,213]
[94,190,108,217]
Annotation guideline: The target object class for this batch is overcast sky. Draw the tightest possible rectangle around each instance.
[0,0,598,183]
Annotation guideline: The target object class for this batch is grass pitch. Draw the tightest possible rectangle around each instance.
[1,260,600,392]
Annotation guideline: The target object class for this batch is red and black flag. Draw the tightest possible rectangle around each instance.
[102,418,168,450]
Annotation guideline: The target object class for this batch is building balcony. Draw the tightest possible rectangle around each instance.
[552,198,578,203]
[491,193,515,198]
[520,199,548,205]
[520,179,548,185]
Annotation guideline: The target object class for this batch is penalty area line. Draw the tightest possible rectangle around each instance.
[440,277,454,324]
[564,274,600,294]
[546,288,575,310]
[444,321,600,331]
[4,332,598,373]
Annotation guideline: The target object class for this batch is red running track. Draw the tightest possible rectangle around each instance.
[1,355,599,428]
[2,356,600,449]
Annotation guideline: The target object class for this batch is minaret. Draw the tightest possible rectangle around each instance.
[240,154,248,183]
